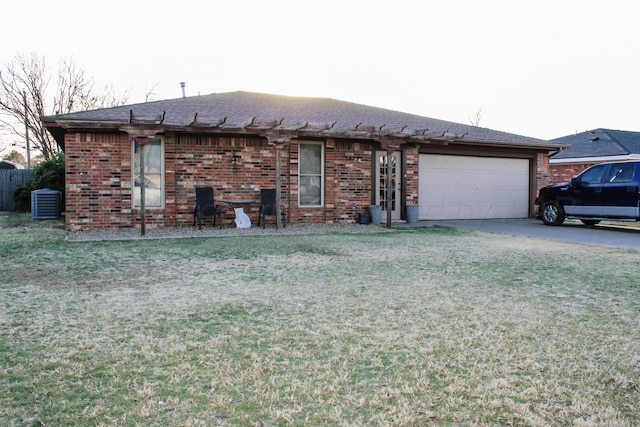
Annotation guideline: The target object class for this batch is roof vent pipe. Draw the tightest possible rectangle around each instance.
[180,82,186,98]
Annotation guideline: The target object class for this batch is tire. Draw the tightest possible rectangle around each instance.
[580,219,601,226]
[541,200,565,226]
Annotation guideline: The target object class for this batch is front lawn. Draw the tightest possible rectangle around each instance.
[1,214,639,426]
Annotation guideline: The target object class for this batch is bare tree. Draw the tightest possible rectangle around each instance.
[469,108,483,127]
[144,82,159,102]
[3,149,26,165]
[55,59,131,113]
[0,54,50,157]
[0,53,129,160]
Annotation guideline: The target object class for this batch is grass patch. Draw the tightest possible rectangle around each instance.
[395,224,472,236]
[1,217,639,426]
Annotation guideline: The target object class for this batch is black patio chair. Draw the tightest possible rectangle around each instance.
[259,188,286,229]
[193,187,222,230]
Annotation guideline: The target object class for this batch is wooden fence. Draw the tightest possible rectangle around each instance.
[0,169,33,211]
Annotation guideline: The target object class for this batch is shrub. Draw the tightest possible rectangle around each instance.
[13,152,65,211]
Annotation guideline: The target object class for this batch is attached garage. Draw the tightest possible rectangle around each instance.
[419,154,530,220]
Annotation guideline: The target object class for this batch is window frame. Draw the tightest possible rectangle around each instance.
[578,164,607,185]
[132,137,165,209]
[606,163,635,183]
[298,141,324,207]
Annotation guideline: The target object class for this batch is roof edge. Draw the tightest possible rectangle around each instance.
[452,138,566,151]
[549,154,640,164]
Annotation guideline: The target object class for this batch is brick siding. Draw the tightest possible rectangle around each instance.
[65,132,135,230]
[536,153,551,189]
[549,163,594,185]
[64,131,542,230]
[65,132,385,231]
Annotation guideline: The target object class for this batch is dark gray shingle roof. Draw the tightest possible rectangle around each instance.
[45,91,548,145]
[550,128,640,159]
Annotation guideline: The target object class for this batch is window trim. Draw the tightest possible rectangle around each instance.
[298,141,324,207]
[132,136,165,209]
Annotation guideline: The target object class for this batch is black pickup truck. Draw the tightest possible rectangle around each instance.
[535,160,640,226]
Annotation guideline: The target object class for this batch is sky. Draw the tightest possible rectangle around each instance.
[1,0,639,152]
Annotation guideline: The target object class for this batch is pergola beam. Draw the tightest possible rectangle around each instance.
[187,113,227,127]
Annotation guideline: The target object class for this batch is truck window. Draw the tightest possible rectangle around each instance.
[607,163,635,183]
[578,164,607,184]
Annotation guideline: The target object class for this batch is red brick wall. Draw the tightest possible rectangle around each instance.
[549,163,594,185]
[534,155,594,189]
[405,145,420,204]
[173,134,293,226]
[323,140,374,223]
[65,132,383,230]
[65,132,134,231]
[536,153,551,189]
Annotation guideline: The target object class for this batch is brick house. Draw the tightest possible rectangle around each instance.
[43,91,563,231]
[549,128,640,184]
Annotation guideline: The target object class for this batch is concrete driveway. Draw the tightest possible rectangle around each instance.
[413,218,640,250]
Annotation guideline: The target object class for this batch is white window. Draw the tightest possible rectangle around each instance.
[132,138,164,208]
[299,142,324,206]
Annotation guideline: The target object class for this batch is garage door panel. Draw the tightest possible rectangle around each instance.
[419,154,529,220]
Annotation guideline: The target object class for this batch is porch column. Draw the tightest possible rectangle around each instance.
[265,134,291,230]
[378,138,403,229]
[122,128,158,237]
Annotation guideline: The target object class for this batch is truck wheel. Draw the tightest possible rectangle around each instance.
[541,201,565,226]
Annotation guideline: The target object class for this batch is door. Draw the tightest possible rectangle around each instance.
[601,162,640,218]
[376,151,401,220]
[418,154,529,220]
[563,163,607,217]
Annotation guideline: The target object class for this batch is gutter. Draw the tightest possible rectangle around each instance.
[549,154,640,165]
[449,138,567,152]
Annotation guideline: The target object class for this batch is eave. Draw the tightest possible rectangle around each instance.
[450,137,567,152]
[549,154,640,165]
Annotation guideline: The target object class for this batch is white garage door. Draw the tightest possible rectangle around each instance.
[419,154,530,220]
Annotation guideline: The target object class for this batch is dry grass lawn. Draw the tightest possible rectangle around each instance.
[1,213,639,426]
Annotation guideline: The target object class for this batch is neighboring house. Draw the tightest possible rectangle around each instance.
[549,128,640,184]
[43,91,563,231]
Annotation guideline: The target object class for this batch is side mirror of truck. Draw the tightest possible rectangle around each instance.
[570,177,579,187]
